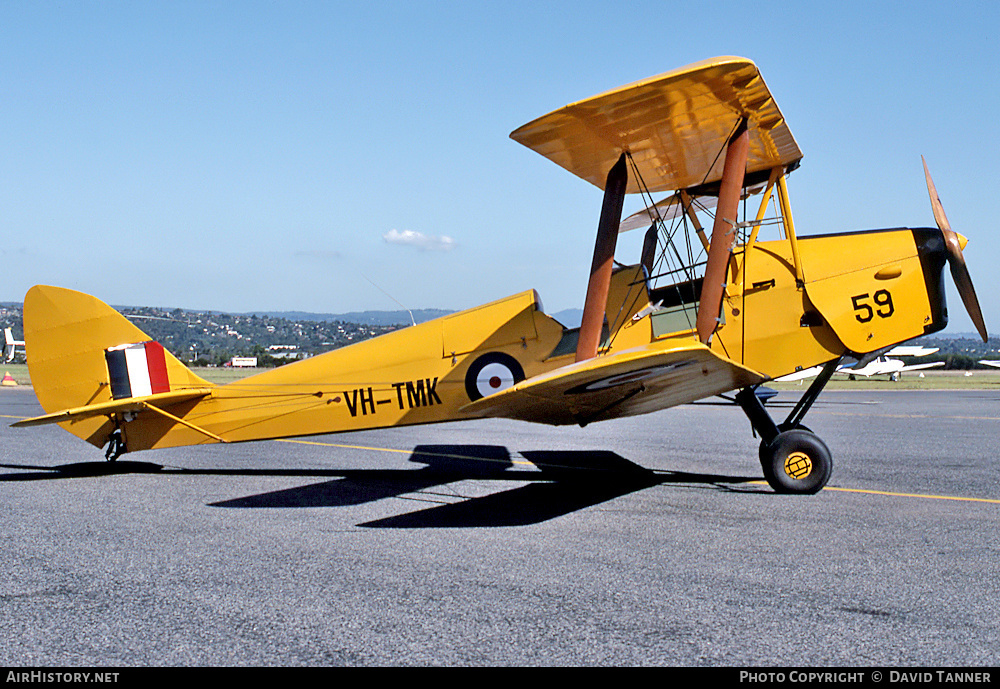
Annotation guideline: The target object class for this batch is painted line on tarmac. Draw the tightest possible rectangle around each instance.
[822,485,1000,505]
[816,410,1000,422]
[749,479,999,503]
[10,414,994,503]
[277,438,412,455]
[284,439,999,503]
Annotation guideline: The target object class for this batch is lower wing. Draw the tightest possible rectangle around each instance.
[461,341,765,426]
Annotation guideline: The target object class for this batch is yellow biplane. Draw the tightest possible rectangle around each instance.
[14,57,986,494]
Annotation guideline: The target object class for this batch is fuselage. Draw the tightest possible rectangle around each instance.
[116,226,949,451]
[23,225,950,454]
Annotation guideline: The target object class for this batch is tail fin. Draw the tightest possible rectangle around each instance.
[23,285,213,447]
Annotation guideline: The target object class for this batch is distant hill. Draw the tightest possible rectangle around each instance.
[249,307,583,327]
[247,308,453,326]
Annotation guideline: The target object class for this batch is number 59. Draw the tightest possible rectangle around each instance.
[852,290,894,323]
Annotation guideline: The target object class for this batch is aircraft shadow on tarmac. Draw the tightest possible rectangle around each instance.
[212,445,764,527]
[1,444,764,527]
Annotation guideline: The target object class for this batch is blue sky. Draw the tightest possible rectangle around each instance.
[2,1,997,335]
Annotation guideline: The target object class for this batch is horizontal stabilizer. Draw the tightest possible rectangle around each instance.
[12,388,213,428]
[461,341,764,426]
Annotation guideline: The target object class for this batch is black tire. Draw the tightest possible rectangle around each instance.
[758,423,811,464]
[759,429,832,494]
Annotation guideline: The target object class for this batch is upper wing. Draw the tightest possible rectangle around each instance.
[461,341,765,426]
[510,56,801,195]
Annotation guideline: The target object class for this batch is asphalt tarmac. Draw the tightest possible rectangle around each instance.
[1,387,998,667]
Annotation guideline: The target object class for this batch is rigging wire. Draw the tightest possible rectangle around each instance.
[607,116,750,353]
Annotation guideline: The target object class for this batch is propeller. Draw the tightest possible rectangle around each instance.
[921,156,988,342]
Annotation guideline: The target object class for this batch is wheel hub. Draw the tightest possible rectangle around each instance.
[784,451,813,479]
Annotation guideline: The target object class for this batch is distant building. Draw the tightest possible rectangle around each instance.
[267,344,301,360]
[227,357,258,368]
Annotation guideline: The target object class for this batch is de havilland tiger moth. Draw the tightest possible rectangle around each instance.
[13,57,987,494]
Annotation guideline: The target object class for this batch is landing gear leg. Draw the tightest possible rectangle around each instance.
[736,357,841,494]
[105,428,126,462]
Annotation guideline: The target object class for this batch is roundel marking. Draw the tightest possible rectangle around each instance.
[465,352,526,401]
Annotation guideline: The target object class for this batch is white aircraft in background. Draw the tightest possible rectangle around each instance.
[979,360,1000,368]
[777,346,942,382]
[4,328,24,363]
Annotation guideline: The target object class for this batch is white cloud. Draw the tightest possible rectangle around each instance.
[383,229,456,252]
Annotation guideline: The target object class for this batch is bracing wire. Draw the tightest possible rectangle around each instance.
[605,116,749,352]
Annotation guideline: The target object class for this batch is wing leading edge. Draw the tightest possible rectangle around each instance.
[461,341,765,426]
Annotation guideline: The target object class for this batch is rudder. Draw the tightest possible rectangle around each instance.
[23,285,213,447]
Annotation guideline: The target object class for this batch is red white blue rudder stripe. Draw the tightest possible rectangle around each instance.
[105,341,170,399]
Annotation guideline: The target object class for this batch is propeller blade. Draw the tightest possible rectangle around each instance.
[922,157,988,342]
[949,258,987,342]
[922,156,951,232]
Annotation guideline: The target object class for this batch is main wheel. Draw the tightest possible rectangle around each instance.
[759,429,832,494]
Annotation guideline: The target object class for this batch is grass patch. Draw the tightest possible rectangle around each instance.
[191,367,262,384]
[0,364,30,386]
